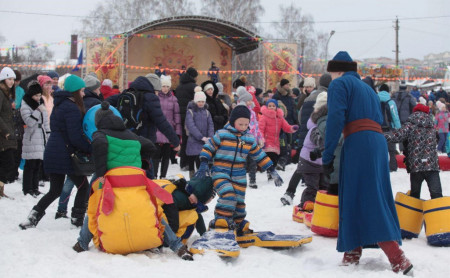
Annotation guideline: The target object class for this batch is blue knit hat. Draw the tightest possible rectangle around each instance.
[47,71,59,79]
[266,99,278,108]
[327,51,357,72]
[229,105,251,127]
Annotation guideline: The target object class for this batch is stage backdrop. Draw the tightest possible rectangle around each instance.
[127,29,233,93]
[85,38,125,89]
[263,42,298,91]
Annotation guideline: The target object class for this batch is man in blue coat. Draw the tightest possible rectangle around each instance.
[322,51,412,275]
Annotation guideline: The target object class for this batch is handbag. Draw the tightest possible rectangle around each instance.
[70,150,95,176]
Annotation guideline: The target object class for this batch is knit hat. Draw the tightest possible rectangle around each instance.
[319,73,332,88]
[304,77,316,88]
[47,71,59,79]
[186,67,198,78]
[232,76,246,89]
[266,99,278,108]
[37,75,52,88]
[204,83,214,92]
[216,82,224,92]
[26,80,43,96]
[399,82,407,90]
[13,70,22,81]
[419,96,427,105]
[229,105,251,127]
[238,91,253,104]
[292,88,300,96]
[280,79,290,87]
[87,72,98,78]
[102,79,113,88]
[64,75,86,93]
[362,77,376,92]
[160,75,171,87]
[314,92,328,111]
[236,86,248,99]
[436,101,446,111]
[327,51,357,72]
[0,67,16,81]
[84,74,101,91]
[255,88,263,97]
[194,91,206,103]
[379,83,390,92]
[413,103,430,114]
[194,86,202,93]
[95,101,114,126]
[145,73,162,91]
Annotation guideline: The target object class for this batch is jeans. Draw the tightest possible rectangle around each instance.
[437,133,448,153]
[77,215,92,251]
[59,174,97,213]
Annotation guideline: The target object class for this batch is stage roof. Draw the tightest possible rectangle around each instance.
[127,16,260,54]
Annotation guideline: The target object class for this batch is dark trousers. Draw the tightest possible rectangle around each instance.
[247,156,257,183]
[180,129,188,168]
[410,171,443,199]
[36,173,89,218]
[10,139,22,181]
[153,143,172,178]
[187,155,200,172]
[22,159,41,194]
[437,133,448,153]
[388,141,398,171]
[0,148,15,184]
[286,170,303,195]
[299,172,329,206]
[266,152,279,167]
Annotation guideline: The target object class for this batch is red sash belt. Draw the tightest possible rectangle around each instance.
[343,118,382,139]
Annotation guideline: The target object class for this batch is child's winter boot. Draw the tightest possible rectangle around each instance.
[236,220,253,236]
[71,207,86,228]
[394,192,423,239]
[249,181,258,189]
[267,172,273,181]
[55,210,68,219]
[378,241,413,275]
[341,246,362,266]
[280,192,294,206]
[292,201,314,223]
[19,206,45,230]
[177,245,194,261]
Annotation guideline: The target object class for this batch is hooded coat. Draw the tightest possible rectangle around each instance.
[175,73,197,125]
[0,82,17,151]
[155,91,182,144]
[258,105,295,155]
[83,88,103,111]
[20,95,50,160]
[201,80,228,131]
[378,90,401,129]
[100,85,118,100]
[385,111,439,173]
[323,71,401,252]
[393,91,416,123]
[273,83,298,125]
[43,90,91,174]
[185,101,214,156]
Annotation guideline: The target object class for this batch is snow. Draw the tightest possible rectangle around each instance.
[1,164,449,278]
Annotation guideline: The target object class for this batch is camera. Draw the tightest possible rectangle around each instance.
[309,147,324,161]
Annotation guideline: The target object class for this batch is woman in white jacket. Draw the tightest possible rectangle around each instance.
[20,81,50,197]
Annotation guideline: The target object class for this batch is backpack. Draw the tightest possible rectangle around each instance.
[381,99,394,129]
[117,88,144,132]
[185,108,210,136]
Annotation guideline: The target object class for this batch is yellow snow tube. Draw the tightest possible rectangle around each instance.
[394,192,423,239]
[311,191,339,237]
[423,196,450,246]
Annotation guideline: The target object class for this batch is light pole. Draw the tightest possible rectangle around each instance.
[325,30,336,69]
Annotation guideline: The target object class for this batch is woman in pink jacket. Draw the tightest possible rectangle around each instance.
[259,99,298,180]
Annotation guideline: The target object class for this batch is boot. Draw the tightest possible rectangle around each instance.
[236,220,253,236]
[176,245,194,261]
[281,192,294,206]
[55,210,68,219]
[19,207,45,230]
[71,207,85,228]
[342,246,362,265]
[249,181,258,189]
[378,241,413,275]
[267,172,273,181]
[72,242,86,253]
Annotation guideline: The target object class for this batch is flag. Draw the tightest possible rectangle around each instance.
[72,49,83,72]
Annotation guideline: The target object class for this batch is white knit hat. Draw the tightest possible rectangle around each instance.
[194,86,202,93]
[102,79,113,88]
[314,92,327,111]
[160,75,171,87]
[304,77,316,88]
[194,91,206,103]
[0,67,16,81]
[204,83,214,92]
[419,96,427,105]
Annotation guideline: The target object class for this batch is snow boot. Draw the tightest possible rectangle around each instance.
[378,241,413,275]
[55,210,68,219]
[177,245,194,261]
[72,242,86,253]
[281,192,294,206]
[249,181,258,189]
[342,246,362,266]
[19,206,45,230]
[267,172,273,181]
[236,220,253,236]
[71,207,85,228]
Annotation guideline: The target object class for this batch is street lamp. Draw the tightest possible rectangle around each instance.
[325,30,336,66]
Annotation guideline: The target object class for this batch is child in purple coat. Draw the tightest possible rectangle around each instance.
[185,91,214,178]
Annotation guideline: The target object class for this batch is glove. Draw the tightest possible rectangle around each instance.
[322,160,335,176]
[193,160,210,179]
[196,202,208,213]
[292,125,299,131]
[268,166,283,187]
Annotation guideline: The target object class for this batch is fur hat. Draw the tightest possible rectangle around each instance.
[304,77,316,88]
[26,80,43,96]
[280,79,290,87]
[145,73,162,91]
[319,73,332,88]
[186,67,198,78]
[47,71,59,79]
[314,92,328,111]
[413,103,430,114]
[64,75,85,93]
[194,91,206,103]
[95,101,114,126]
[327,51,357,72]
[84,74,101,91]
[203,83,214,92]
[266,99,278,108]
[102,79,113,88]
[37,75,52,88]
[0,67,16,81]
[160,75,171,87]
[379,83,390,92]
[229,105,251,127]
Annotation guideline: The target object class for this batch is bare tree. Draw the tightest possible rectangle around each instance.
[14,40,54,76]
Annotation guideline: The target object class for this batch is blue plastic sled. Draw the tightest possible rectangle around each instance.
[83,104,122,141]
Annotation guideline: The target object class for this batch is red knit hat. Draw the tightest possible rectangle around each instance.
[37,75,52,88]
[413,103,429,114]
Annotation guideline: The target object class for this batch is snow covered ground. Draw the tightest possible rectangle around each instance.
[1,163,449,278]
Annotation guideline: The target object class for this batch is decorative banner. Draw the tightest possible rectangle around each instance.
[358,67,403,78]
[263,42,298,91]
[85,38,125,88]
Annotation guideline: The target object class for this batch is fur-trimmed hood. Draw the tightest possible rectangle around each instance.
[310,105,328,124]
[261,105,284,119]
[276,83,292,96]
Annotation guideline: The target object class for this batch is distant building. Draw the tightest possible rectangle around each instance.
[423,51,450,67]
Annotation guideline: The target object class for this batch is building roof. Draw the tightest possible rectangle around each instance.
[126,16,260,54]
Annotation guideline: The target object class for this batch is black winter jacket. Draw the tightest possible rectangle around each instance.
[175,73,197,125]
[201,80,228,131]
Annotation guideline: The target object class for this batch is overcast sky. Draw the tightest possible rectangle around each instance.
[1,0,449,62]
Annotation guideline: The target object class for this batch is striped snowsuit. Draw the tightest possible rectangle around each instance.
[200,124,273,225]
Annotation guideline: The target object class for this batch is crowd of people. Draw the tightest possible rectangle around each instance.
[1,52,448,274]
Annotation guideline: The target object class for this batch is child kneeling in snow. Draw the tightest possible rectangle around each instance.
[72,102,194,260]
[196,105,283,234]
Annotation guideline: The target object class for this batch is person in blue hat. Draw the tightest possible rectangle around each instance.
[322,51,412,274]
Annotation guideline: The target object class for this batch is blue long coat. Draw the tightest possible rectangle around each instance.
[43,90,91,175]
[322,71,401,252]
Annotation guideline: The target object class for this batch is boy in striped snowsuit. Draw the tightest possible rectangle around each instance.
[197,105,283,235]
